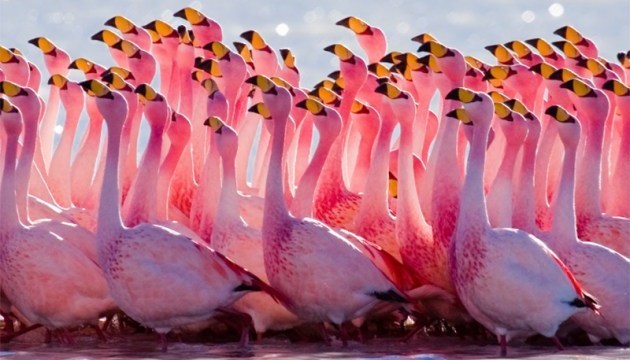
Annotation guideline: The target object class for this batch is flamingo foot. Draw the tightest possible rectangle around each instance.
[92,324,107,342]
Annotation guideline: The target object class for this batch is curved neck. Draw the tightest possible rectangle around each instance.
[0,133,21,229]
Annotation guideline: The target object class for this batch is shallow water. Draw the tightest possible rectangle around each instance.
[1,333,628,360]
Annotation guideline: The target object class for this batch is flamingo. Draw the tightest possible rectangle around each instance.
[79,79,276,351]
[377,81,470,321]
[0,45,30,86]
[352,98,400,260]
[602,79,630,218]
[543,105,630,344]
[0,98,114,340]
[485,102,528,228]
[240,30,279,77]
[104,15,152,51]
[174,7,223,51]
[560,78,630,257]
[313,44,366,230]
[278,48,300,87]
[27,37,71,171]
[91,29,128,69]
[446,87,599,356]
[249,74,408,344]
[554,26,599,58]
[525,38,565,69]
[336,16,387,64]
[206,116,300,338]
[46,74,85,209]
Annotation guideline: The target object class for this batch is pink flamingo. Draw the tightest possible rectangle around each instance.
[0,98,114,339]
[91,29,128,69]
[249,74,408,344]
[0,80,97,260]
[111,39,157,85]
[446,87,599,357]
[542,105,630,344]
[347,100,379,194]
[202,41,247,124]
[174,7,223,51]
[0,45,30,86]
[352,99,400,260]
[485,103,528,228]
[27,37,71,170]
[504,40,544,67]
[46,74,84,209]
[525,38,565,69]
[25,59,42,92]
[313,44,366,230]
[143,20,180,105]
[207,116,300,338]
[561,78,630,257]
[554,26,599,58]
[67,58,106,210]
[379,82,470,321]
[80,79,276,351]
[241,30,279,77]
[416,40,466,293]
[336,16,387,64]
[278,49,300,87]
[100,71,141,206]
[104,15,152,51]
[602,79,630,217]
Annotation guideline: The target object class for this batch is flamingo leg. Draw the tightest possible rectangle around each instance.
[499,334,507,357]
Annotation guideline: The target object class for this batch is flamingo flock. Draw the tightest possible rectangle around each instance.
[0,8,628,357]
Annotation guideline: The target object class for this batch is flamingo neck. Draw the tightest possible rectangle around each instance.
[458,122,491,231]
[40,87,61,165]
[97,120,124,237]
[534,119,557,212]
[216,149,240,222]
[157,139,186,220]
[129,125,163,221]
[358,110,395,219]
[263,110,290,232]
[53,104,81,168]
[291,127,336,218]
[397,120,425,225]
[490,136,522,227]
[513,130,540,232]
[199,139,221,237]
[576,103,608,219]
[0,133,22,229]
[550,138,578,242]
[15,107,39,223]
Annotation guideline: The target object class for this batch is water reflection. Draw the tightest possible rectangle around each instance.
[1,333,628,359]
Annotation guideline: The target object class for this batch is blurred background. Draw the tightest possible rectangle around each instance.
[1,0,628,89]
